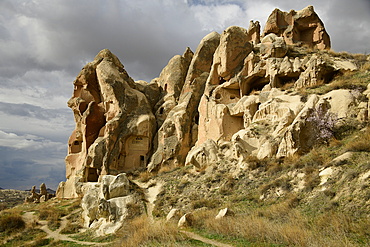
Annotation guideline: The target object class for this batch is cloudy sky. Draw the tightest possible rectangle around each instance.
[0,0,369,190]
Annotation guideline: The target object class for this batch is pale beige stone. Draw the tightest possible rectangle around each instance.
[263,5,331,50]
[178,213,194,228]
[166,208,181,222]
[57,49,156,198]
[215,208,235,219]
[148,31,220,172]
[81,173,144,236]
[260,33,288,58]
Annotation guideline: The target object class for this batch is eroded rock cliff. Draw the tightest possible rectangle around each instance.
[57,6,367,213]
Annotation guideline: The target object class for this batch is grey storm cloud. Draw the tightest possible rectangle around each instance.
[0,0,369,190]
[0,102,70,121]
[0,146,66,190]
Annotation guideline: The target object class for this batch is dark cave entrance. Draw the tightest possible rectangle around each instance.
[87,167,98,182]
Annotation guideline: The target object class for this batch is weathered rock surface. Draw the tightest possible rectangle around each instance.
[25,183,54,203]
[81,173,144,236]
[263,5,331,50]
[178,213,194,228]
[148,32,220,171]
[215,208,235,219]
[57,49,156,198]
[59,6,363,202]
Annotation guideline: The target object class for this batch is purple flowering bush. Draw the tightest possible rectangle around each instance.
[307,103,338,144]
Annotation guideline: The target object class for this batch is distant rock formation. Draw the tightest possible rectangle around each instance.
[25,183,54,203]
[57,6,364,200]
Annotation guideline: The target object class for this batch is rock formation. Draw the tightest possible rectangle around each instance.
[263,5,331,50]
[25,183,54,203]
[81,173,144,235]
[57,49,156,198]
[148,32,220,171]
[58,6,364,209]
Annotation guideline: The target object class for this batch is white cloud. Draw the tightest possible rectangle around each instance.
[191,3,247,31]
[0,130,65,151]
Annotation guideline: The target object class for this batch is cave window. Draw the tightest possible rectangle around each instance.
[164,84,168,91]
[71,140,82,153]
[159,107,164,115]
[230,95,236,100]
[87,167,98,182]
[194,113,199,125]
[215,93,221,99]
[140,155,145,167]
[219,77,226,84]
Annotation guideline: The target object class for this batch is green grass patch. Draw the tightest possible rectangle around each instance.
[71,229,115,243]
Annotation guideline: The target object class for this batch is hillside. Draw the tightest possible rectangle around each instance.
[1,5,370,247]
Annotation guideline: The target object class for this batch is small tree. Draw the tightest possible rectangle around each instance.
[307,102,337,145]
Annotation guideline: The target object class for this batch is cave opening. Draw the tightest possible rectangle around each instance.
[87,167,98,182]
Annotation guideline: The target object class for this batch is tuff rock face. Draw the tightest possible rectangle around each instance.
[81,173,144,235]
[58,5,365,210]
[263,5,331,50]
[56,49,156,198]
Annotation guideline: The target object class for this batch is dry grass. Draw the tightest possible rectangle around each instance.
[345,127,370,152]
[302,63,370,96]
[38,205,65,230]
[0,209,25,234]
[137,171,152,183]
[191,201,368,247]
[117,215,187,246]
[191,198,221,210]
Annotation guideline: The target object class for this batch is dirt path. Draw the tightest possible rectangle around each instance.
[134,179,234,246]
[146,182,162,221]
[133,179,163,221]
[181,230,234,247]
[22,210,111,246]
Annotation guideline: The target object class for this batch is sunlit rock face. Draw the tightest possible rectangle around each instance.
[58,6,365,199]
[57,49,156,198]
[263,5,331,50]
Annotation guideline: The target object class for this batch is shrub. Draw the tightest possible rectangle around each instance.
[0,213,25,233]
[38,206,65,230]
[138,171,152,183]
[345,128,370,152]
[191,198,221,209]
[307,103,337,145]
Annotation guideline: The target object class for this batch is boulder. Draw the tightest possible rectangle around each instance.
[330,152,353,166]
[319,167,335,185]
[81,173,144,235]
[185,139,219,169]
[178,213,194,228]
[166,208,181,222]
[215,208,235,219]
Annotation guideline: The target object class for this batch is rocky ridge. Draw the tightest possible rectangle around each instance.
[55,5,370,236]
